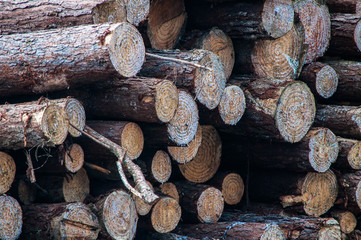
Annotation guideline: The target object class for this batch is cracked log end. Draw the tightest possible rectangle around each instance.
[134,181,154,216]
[315,65,338,99]
[348,142,361,170]
[0,152,16,195]
[275,81,316,143]
[167,90,199,145]
[126,0,150,26]
[151,197,181,233]
[93,0,127,24]
[121,122,144,160]
[0,195,22,240]
[64,98,86,137]
[197,187,224,223]
[62,168,90,203]
[168,124,202,164]
[151,150,172,184]
[178,126,221,183]
[42,104,69,145]
[155,80,179,123]
[160,182,179,203]
[260,224,285,240]
[221,173,244,205]
[218,85,246,125]
[109,22,145,77]
[65,143,85,173]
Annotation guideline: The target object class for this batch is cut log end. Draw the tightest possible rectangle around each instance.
[167,124,202,164]
[355,19,361,52]
[261,0,294,39]
[0,152,16,195]
[134,181,154,216]
[41,105,69,145]
[222,173,244,205]
[92,0,126,24]
[151,197,182,233]
[102,190,138,239]
[109,23,145,77]
[178,126,221,183]
[195,51,226,110]
[64,98,86,137]
[260,224,286,240]
[200,28,235,79]
[160,183,179,203]
[126,0,150,26]
[151,150,172,184]
[301,170,338,217]
[275,81,316,143]
[308,128,338,173]
[218,85,246,125]
[356,181,361,209]
[0,195,22,240]
[315,65,338,99]
[62,168,90,203]
[331,210,357,234]
[197,187,224,223]
[318,219,341,240]
[348,142,361,170]
[155,80,179,123]
[65,143,85,173]
[167,90,199,145]
[121,122,144,160]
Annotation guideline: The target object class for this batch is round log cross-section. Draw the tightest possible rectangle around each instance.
[260,224,286,240]
[336,138,361,170]
[218,85,246,125]
[151,150,172,184]
[64,143,85,173]
[62,168,90,203]
[0,152,16,195]
[0,195,22,240]
[151,197,182,233]
[331,210,357,234]
[155,80,179,123]
[209,172,244,206]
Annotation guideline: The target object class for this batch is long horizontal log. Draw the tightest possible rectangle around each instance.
[335,137,361,171]
[0,22,145,98]
[337,171,361,214]
[326,0,361,13]
[0,195,23,240]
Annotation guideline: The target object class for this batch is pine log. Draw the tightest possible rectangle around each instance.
[325,0,361,13]
[337,171,361,214]
[176,182,224,223]
[294,0,331,64]
[335,137,361,170]
[93,190,138,240]
[0,23,145,98]
[0,152,16,195]
[146,0,187,50]
[150,196,182,233]
[0,195,23,240]
[330,210,357,234]
[141,49,226,110]
[179,28,235,79]
[138,150,172,184]
[327,13,361,58]
[299,62,339,99]
[0,100,69,150]
[22,202,100,240]
[208,172,244,205]
[178,125,221,183]
[217,85,246,125]
[133,181,154,216]
[222,77,316,143]
[158,182,180,203]
[186,0,294,39]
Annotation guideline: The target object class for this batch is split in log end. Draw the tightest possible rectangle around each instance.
[121,122,144,160]
[151,150,172,184]
[218,85,246,125]
[151,197,182,233]
[222,173,244,205]
[155,80,179,123]
[197,187,224,223]
[0,152,16,195]
[62,168,90,203]
[41,105,69,145]
[64,143,85,173]
[0,195,22,240]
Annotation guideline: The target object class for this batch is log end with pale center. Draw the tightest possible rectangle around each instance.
[315,65,338,99]
[64,98,86,137]
[155,80,179,123]
[0,152,16,195]
[151,150,172,184]
[222,173,244,205]
[218,85,246,125]
[151,197,181,233]
[0,195,22,240]
[197,187,224,223]
[62,168,90,203]
[348,142,361,170]
[41,104,69,145]
[260,224,285,240]
[121,122,144,160]
[64,143,84,173]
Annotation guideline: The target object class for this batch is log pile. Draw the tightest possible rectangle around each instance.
[1,0,361,239]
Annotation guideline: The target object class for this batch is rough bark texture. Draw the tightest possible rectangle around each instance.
[0,152,16,195]
[335,137,361,171]
[338,171,361,214]
[0,195,23,240]
[325,0,361,13]
[0,22,145,98]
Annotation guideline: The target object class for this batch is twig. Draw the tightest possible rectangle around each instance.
[84,162,111,175]
[24,150,36,183]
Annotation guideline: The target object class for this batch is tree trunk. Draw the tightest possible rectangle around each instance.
[179,28,235,79]
[208,172,244,205]
[178,125,222,183]
[335,137,361,171]
[146,0,187,50]
[221,77,316,143]
[337,171,361,214]
[175,181,224,223]
[186,0,294,39]
[299,62,339,99]
[327,13,361,59]
[0,99,69,150]
[141,49,226,110]
[330,210,357,234]
[325,0,361,13]
[314,104,361,139]
[0,152,16,195]
[0,22,145,98]
[0,195,23,240]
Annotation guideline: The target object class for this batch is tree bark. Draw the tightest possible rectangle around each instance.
[158,182,180,203]
[335,137,361,171]
[133,181,155,216]
[0,152,16,195]
[208,172,244,205]
[337,171,361,214]
[325,0,361,13]
[0,195,23,240]
[0,23,145,98]
[22,202,100,240]
[141,49,226,110]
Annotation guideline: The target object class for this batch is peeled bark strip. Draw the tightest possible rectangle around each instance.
[0,195,22,240]
[180,28,235,79]
[0,100,68,150]
[209,172,244,205]
[218,85,246,125]
[93,190,138,240]
[141,49,226,110]
[147,0,187,49]
[0,152,16,195]
[151,196,182,233]
[178,126,221,183]
[176,182,224,223]
[159,182,180,203]
[187,0,294,39]
[133,181,154,216]
[299,62,338,99]
[294,0,331,64]
[22,202,100,240]
[0,23,145,98]
[325,0,361,13]
[338,171,361,214]
[168,124,202,164]
[327,13,361,58]
[330,210,357,234]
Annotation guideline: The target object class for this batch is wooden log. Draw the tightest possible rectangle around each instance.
[139,150,172,184]
[150,196,182,233]
[299,62,339,99]
[337,171,361,214]
[0,100,69,150]
[223,77,316,143]
[93,190,138,240]
[179,28,235,79]
[176,182,224,223]
[9,178,37,206]
[217,85,246,125]
[0,23,145,98]
[133,181,154,216]
[335,137,361,170]
[186,0,294,39]
[159,182,180,203]
[208,172,244,205]
[327,13,361,58]
[294,0,331,64]
[0,195,23,240]
[325,0,361,13]
[147,0,187,50]
[141,49,226,110]
[0,152,16,195]
[178,125,221,183]
[22,202,100,240]
[330,210,357,234]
